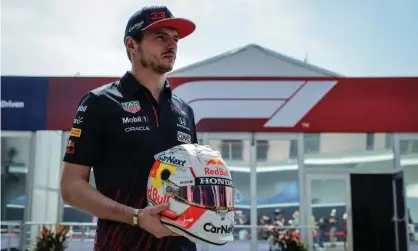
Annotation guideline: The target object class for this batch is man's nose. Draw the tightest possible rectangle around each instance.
[167,43,177,52]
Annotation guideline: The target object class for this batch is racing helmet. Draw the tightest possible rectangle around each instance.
[146,144,236,245]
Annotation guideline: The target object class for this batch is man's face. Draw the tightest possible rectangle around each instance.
[132,28,179,74]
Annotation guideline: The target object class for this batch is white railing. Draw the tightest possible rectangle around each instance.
[1,221,337,251]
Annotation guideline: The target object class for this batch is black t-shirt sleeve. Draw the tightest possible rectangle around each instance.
[63,92,103,167]
[190,108,198,144]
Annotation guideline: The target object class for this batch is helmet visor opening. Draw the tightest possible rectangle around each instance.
[173,184,235,210]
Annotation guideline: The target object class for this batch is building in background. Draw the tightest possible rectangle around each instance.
[2,44,418,249]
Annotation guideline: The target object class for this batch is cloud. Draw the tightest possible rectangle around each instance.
[1,0,322,76]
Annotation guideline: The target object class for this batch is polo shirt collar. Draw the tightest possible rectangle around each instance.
[120,71,172,98]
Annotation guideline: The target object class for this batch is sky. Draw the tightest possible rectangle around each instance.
[1,0,418,77]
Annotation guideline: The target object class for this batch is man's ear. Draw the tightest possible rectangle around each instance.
[125,37,136,52]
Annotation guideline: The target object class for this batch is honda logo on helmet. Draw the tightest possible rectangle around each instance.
[197,177,234,187]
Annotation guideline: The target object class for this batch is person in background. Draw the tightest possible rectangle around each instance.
[328,209,338,247]
[260,215,272,240]
[343,212,348,251]
[236,211,249,240]
[273,208,286,229]
[317,217,327,250]
[288,210,300,232]
[312,215,319,247]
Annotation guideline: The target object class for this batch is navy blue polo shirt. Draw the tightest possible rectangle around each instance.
[63,72,198,251]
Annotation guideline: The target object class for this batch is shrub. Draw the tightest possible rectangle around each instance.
[32,223,70,251]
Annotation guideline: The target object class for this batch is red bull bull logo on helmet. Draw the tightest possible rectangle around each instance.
[206,158,225,166]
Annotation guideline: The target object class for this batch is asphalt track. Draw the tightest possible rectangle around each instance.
[1,236,417,251]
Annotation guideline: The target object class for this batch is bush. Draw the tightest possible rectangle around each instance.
[32,223,70,251]
[270,230,308,251]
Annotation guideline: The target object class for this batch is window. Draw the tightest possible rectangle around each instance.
[385,134,393,149]
[400,140,418,154]
[221,140,243,160]
[290,134,320,158]
[256,140,269,161]
[305,133,320,153]
[366,133,375,150]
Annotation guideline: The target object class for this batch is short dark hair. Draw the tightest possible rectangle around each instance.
[126,32,144,61]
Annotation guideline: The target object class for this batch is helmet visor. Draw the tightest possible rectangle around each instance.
[170,182,235,210]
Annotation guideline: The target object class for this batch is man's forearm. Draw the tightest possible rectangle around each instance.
[62,180,134,225]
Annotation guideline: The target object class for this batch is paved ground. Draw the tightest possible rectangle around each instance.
[1,236,416,251]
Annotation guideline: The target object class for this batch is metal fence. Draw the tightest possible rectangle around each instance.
[1,221,335,251]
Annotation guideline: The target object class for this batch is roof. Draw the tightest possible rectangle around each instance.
[168,43,343,77]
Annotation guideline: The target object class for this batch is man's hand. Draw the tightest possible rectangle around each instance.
[139,203,180,238]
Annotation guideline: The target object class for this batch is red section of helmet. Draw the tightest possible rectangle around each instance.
[163,205,206,230]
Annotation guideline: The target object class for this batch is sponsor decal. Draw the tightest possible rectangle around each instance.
[196,177,234,187]
[121,101,141,114]
[206,158,225,166]
[179,180,194,185]
[204,167,229,177]
[128,21,144,32]
[77,105,87,112]
[177,131,191,144]
[122,116,149,124]
[1,100,25,108]
[176,166,187,172]
[124,126,150,132]
[158,154,186,166]
[177,117,190,130]
[205,158,228,177]
[73,116,83,124]
[203,222,234,234]
[171,105,188,117]
[178,117,186,126]
[147,186,170,204]
[66,140,75,154]
[149,162,177,189]
[70,128,82,137]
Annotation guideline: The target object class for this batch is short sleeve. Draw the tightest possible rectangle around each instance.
[190,108,198,144]
[63,92,103,167]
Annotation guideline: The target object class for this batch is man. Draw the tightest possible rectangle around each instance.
[317,216,327,249]
[60,5,198,251]
[328,209,338,247]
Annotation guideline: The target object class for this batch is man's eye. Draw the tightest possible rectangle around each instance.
[156,35,165,40]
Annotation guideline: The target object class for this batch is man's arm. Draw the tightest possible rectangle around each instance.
[60,92,133,225]
[61,162,134,224]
